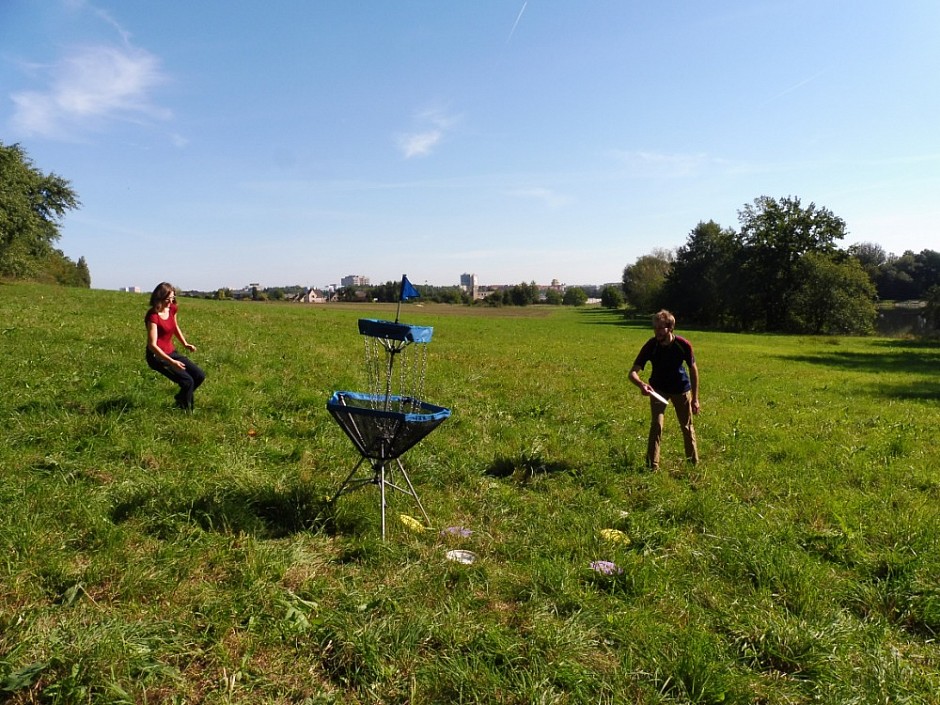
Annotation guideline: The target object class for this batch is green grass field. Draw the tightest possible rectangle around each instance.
[1,281,938,704]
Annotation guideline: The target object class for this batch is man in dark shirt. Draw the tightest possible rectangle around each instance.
[628,309,700,470]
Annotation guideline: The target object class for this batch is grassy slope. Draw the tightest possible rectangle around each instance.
[1,282,938,704]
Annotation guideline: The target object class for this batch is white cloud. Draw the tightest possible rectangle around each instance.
[398,129,444,158]
[615,150,711,178]
[397,107,458,158]
[10,44,169,139]
[610,149,755,180]
[506,187,571,208]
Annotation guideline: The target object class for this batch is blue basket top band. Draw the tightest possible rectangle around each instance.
[358,319,434,343]
[327,391,450,423]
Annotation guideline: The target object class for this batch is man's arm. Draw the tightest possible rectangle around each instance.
[689,361,700,414]
[629,365,652,396]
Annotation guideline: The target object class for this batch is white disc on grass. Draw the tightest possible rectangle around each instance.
[445,549,477,565]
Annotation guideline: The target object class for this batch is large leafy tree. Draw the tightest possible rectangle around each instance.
[877,250,920,300]
[925,285,940,336]
[856,248,940,302]
[648,197,881,333]
[847,241,887,279]
[622,248,673,313]
[736,196,847,330]
[508,281,539,306]
[600,284,624,309]
[562,286,588,306]
[36,249,92,287]
[911,249,940,298]
[789,252,877,334]
[544,289,563,305]
[0,142,81,280]
[662,220,739,327]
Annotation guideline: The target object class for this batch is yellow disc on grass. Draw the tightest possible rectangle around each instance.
[599,528,631,545]
[399,514,426,532]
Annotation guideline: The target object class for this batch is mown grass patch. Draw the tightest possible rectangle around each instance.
[1,281,938,703]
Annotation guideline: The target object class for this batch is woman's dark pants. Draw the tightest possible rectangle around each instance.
[147,351,206,410]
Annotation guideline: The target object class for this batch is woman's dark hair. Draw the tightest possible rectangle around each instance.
[149,282,176,309]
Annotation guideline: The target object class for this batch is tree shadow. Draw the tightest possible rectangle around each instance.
[873,338,940,352]
[95,396,135,414]
[16,399,83,414]
[780,345,940,400]
[484,454,573,483]
[16,400,50,414]
[576,308,721,334]
[110,481,351,539]
[15,397,138,415]
[576,308,647,329]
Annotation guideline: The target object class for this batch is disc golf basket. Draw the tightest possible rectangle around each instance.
[327,311,450,539]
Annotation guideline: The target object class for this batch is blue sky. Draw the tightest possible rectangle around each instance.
[2,1,938,291]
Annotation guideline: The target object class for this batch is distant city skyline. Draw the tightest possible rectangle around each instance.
[157,273,616,295]
[3,1,938,291]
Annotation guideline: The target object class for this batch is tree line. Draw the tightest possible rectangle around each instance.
[335,280,597,307]
[0,142,89,287]
[622,195,940,335]
[4,142,935,335]
[481,283,592,307]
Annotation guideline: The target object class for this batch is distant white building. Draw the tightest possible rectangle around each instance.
[293,288,328,303]
[341,275,370,288]
[460,273,479,299]
[119,286,142,293]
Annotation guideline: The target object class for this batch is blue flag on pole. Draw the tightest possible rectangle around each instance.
[400,275,420,300]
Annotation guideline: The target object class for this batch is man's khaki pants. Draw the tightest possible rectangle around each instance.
[647,391,698,470]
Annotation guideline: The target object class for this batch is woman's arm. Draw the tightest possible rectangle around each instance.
[171,311,196,352]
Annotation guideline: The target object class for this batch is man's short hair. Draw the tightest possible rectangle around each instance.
[652,309,676,329]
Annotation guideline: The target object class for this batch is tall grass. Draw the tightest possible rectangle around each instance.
[1,281,938,703]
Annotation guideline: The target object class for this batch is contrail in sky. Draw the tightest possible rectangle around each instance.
[758,69,828,106]
[507,1,527,43]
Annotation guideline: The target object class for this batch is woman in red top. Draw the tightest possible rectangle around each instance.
[145,282,206,411]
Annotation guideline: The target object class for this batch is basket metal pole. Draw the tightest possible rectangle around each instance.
[379,460,388,540]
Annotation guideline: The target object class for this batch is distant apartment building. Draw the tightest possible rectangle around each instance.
[460,272,479,299]
[341,275,370,288]
[119,286,142,293]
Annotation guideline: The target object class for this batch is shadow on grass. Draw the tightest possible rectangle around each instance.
[110,482,357,539]
[16,399,87,414]
[95,396,135,414]
[781,345,940,400]
[576,308,721,335]
[576,307,647,328]
[485,454,573,482]
[15,396,138,415]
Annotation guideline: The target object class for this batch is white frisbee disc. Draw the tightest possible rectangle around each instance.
[446,549,477,565]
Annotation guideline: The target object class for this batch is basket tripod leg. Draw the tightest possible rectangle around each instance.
[394,457,431,526]
[372,458,430,540]
[329,456,369,504]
